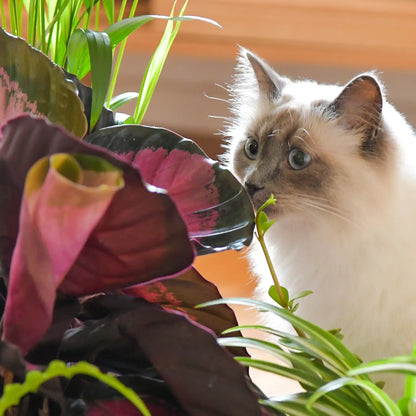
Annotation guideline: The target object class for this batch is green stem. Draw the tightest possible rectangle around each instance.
[256,229,287,308]
[106,0,139,106]
[255,199,306,338]
[0,0,7,31]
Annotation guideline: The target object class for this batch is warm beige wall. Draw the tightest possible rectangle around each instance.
[128,0,416,70]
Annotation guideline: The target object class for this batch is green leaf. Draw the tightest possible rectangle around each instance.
[67,28,113,129]
[67,28,90,79]
[257,210,275,235]
[134,1,188,124]
[200,297,363,372]
[268,284,289,307]
[108,91,139,111]
[348,355,416,377]
[236,357,322,390]
[257,193,277,214]
[399,342,416,416]
[307,377,402,416]
[102,0,114,24]
[84,29,112,130]
[291,290,313,303]
[105,14,220,49]
[0,360,150,415]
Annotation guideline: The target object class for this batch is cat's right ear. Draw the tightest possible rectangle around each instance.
[238,48,286,101]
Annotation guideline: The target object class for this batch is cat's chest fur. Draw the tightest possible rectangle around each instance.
[249,194,416,360]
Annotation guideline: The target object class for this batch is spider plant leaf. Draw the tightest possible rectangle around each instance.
[307,377,401,416]
[108,92,139,111]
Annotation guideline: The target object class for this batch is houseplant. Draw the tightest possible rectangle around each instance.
[0,1,273,414]
[1,1,416,415]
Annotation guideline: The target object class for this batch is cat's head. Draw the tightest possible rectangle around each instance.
[223,48,399,228]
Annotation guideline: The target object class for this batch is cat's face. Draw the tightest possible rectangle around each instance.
[224,49,395,226]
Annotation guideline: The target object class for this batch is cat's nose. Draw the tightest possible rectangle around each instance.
[245,182,264,197]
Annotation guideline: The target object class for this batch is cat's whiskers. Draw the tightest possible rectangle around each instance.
[289,193,360,228]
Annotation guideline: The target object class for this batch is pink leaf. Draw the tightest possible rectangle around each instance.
[3,154,123,354]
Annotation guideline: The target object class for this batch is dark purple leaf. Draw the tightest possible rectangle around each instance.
[88,399,187,416]
[123,267,248,357]
[61,296,264,416]
[118,301,262,416]
[0,115,194,353]
[85,124,255,254]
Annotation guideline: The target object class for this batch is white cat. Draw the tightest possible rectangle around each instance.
[222,48,416,396]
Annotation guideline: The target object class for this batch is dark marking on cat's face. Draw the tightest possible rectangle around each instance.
[232,107,333,218]
[227,49,396,225]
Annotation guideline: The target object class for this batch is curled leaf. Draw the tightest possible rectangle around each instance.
[3,153,124,353]
[0,116,194,354]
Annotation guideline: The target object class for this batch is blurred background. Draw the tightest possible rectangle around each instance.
[116,0,416,395]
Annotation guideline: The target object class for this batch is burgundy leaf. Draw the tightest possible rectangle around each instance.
[123,268,248,357]
[118,301,263,416]
[61,296,263,416]
[0,116,194,353]
[88,399,187,416]
[85,125,255,254]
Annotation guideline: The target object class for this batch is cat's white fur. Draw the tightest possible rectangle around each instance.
[223,49,416,396]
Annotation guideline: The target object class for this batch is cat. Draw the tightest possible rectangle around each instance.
[222,47,416,396]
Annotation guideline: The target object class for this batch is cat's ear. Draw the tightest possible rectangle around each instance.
[239,48,286,101]
[330,75,383,139]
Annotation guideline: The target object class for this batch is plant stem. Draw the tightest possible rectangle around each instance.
[256,230,287,308]
[255,202,306,338]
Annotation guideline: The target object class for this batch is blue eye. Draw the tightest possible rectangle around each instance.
[244,137,259,160]
[288,148,311,170]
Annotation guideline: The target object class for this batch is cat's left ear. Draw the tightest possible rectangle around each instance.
[329,75,383,140]
[244,49,286,101]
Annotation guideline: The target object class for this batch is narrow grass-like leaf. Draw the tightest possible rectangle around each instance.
[218,336,340,383]
[102,0,114,24]
[133,1,187,124]
[218,337,378,416]
[108,92,139,111]
[236,357,322,390]
[200,297,362,370]
[105,14,219,47]
[307,378,401,416]
[262,394,343,416]
[348,356,416,377]
[0,360,150,415]
[399,343,416,416]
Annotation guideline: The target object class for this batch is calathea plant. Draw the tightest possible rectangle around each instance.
[0,20,278,416]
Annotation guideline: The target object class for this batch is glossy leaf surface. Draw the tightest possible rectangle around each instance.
[62,296,264,416]
[85,124,255,254]
[0,27,87,137]
[0,115,194,353]
[124,267,248,357]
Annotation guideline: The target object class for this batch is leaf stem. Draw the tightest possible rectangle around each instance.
[256,228,286,308]
[255,195,306,338]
